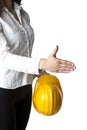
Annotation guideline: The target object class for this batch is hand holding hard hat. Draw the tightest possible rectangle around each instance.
[33,46,76,116]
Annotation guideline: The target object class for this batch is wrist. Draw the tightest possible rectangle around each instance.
[39,59,46,70]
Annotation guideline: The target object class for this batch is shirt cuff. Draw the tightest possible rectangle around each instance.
[25,58,40,75]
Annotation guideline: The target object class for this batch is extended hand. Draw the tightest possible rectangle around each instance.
[39,46,76,73]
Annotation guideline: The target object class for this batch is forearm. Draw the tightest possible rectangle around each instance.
[0,51,40,74]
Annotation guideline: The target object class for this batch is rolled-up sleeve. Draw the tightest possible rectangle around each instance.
[0,23,40,75]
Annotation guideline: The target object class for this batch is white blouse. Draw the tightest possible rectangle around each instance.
[0,2,40,89]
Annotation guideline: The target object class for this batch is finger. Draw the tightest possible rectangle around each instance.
[57,70,71,73]
[58,58,74,65]
[58,58,76,68]
[57,67,74,73]
[58,66,74,71]
[54,68,71,73]
[58,63,75,70]
[50,46,59,57]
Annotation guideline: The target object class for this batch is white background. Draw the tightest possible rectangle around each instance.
[22,0,87,130]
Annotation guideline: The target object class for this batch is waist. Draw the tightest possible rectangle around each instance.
[0,84,32,100]
[0,70,35,89]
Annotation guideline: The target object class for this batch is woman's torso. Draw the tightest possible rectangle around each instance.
[0,2,35,89]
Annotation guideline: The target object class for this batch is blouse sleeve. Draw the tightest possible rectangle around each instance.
[0,22,40,75]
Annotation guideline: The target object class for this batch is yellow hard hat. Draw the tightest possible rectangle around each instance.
[32,74,63,116]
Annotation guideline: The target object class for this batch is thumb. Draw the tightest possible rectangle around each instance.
[50,45,59,57]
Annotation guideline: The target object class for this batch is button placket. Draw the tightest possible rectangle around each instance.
[22,27,30,56]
